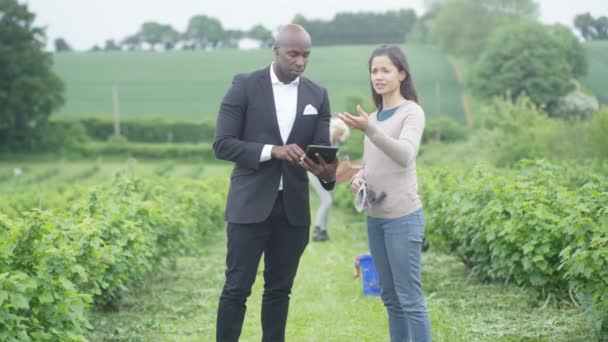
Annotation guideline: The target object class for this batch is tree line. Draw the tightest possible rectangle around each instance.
[55,16,275,52]
[54,10,420,52]
[53,7,608,53]
[292,9,417,46]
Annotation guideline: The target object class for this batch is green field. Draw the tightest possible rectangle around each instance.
[52,44,466,124]
[584,41,608,104]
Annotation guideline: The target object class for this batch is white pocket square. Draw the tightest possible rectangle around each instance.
[303,104,318,115]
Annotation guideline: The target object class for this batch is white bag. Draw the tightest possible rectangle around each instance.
[354,183,371,212]
[355,182,386,212]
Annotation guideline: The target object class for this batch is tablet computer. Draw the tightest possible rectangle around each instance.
[306,145,339,163]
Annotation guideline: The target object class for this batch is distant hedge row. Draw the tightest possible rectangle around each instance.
[70,141,216,161]
[53,118,216,143]
[36,116,469,161]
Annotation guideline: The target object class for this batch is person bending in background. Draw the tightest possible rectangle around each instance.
[309,118,350,241]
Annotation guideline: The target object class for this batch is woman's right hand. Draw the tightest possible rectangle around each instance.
[350,177,365,196]
[338,105,370,132]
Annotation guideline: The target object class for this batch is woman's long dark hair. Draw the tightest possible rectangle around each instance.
[368,45,419,110]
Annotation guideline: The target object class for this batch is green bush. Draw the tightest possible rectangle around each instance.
[344,91,375,116]
[106,134,128,145]
[63,118,216,143]
[559,183,608,332]
[0,175,226,340]
[422,117,469,143]
[587,107,608,159]
[419,161,608,334]
[480,96,586,166]
[0,213,91,341]
[338,129,364,160]
[31,121,90,152]
[70,142,215,161]
[471,21,583,110]
[552,88,600,119]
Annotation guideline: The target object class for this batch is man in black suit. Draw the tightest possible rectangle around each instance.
[213,24,338,342]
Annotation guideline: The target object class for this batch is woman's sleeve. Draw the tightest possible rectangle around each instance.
[363,106,425,168]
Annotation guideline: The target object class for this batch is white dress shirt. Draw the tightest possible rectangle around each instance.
[260,63,299,190]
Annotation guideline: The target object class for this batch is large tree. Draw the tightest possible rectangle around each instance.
[0,0,64,149]
[221,29,244,48]
[104,39,121,51]
[159,25,179,50]
[292,10,417,46]
[53,37,72,52]
[121,34,142,51]
[432,0,538,60]
[247,24,273,47]
[407,6,440,43]
[184,15,224,49]
[574,13,608,41]
[471,21,587,112]
[550,24,588,79]
[137,21,179,51]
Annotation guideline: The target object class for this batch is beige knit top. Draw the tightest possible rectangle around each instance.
[353,100,425,218]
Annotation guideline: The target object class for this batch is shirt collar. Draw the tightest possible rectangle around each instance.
[270,62,299,86]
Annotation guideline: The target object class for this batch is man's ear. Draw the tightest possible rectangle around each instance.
[272,42,279,55]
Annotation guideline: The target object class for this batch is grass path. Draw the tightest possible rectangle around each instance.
[87,197,598,341]
[447,56,473,129]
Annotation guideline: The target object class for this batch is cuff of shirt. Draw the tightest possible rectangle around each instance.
[260,144,274,162]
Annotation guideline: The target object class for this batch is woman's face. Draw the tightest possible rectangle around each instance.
[370,55,406,97]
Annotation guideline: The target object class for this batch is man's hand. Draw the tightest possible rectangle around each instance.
[299,153,338,183]
[272,144,306,164]
[350,177,364,196]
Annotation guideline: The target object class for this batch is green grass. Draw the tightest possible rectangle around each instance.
[52,44,466,124]
[584,41,608,105]
[83,175,598,341]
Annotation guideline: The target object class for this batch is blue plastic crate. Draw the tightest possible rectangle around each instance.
[358,253,381,296]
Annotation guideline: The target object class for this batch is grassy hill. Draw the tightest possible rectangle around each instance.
[584,41,608,104]
[52,44,466,124]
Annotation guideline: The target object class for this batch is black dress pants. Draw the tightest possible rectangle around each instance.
[216,192,309,342]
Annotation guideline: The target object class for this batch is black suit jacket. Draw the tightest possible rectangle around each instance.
[214,66,335,226]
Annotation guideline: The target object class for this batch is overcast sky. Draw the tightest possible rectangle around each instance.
[21,0,608,50]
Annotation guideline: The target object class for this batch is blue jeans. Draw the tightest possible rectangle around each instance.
[367,209,431,342]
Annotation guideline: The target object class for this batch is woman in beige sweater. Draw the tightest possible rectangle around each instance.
[338,45,430,342]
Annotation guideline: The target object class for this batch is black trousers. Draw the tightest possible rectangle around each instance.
[216,192,309,342]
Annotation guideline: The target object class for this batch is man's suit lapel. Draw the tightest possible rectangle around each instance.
[259,67,283,143]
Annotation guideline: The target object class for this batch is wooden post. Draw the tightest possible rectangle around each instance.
[112,84,121,136]
[435,80,441,142]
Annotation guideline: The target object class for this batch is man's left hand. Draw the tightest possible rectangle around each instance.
[299,153,338,183]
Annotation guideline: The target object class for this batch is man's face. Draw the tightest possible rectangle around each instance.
[273,40,311,80]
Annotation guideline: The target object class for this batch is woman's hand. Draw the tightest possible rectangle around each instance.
[338,105,369,132]
[350,177,365,196]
